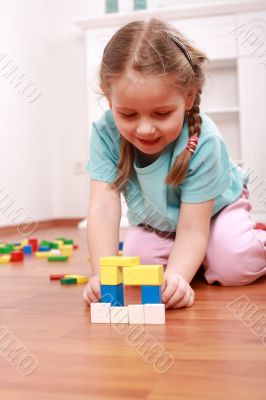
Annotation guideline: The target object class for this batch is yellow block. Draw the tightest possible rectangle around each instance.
[20,239,29,246]
[100,265,123,285]
[65,274,89,283]
[35,251,51,259]
[0,255,11,264]
[61,245,73,257]
[100,256,140,268]
[54,240,64,249]
[14,245,23,251]
[118,250,123,256]
[123,265,164,285]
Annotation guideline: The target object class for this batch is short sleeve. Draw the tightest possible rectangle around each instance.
[180,133,231,203]
[86,121,120,183]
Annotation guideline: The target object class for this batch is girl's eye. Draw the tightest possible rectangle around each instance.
[120,113,136,118]
[156,112,171,116]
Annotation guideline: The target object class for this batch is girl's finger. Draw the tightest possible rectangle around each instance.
[162,280,178,303]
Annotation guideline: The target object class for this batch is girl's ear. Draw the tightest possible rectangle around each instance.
[185,87,198,111]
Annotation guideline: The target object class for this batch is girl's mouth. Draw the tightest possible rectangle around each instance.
[137,137,161,146]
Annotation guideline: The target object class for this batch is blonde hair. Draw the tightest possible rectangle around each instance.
[99,18,208,190]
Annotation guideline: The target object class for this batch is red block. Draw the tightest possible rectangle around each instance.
[28,238,38,252]
[11,251,24,262]
[50,274,66,281]
[73,244,79,250]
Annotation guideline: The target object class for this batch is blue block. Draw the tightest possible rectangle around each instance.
[118,241,123,251]
[100,284,124,306]
[23,245,33,255]
[39,245,50,252]
[141,285,162,304]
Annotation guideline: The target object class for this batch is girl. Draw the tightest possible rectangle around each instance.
[83,18,266,309]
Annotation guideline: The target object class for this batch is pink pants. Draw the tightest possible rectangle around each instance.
[123,187,266,286]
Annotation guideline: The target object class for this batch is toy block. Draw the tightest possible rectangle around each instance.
[61,277,77,285]
[65,274,88,284]
[128,305,144,324]
[50,274,66,280]
[90,302,111,323]
[0,255,11,264]
[61,245,73,257]
[123,265,164,286]
[54,240,64,249]
[28,239,38,252]
[101,284,124,306]
[100,265,123,285]
[73,244,79,250]
[39,245,50,252]
[50,242,59,249]
[111,306,128,323]
[23,245,33,255]
[141,285,162,304]
[48,256,68,262]
[50,249,61,255]
[64,239,74,245]
[14,245,23,251]
[144,304,165,324]
[35,251,51,259]
[20,239,29,246]
[118,250,123,256]
[10,251,24,262]
[100,256,140,267]
[0,245,13,254]
[118,241,123,251]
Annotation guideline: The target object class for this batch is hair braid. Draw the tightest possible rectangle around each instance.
[110,137,135,191]
[165,89,202,187]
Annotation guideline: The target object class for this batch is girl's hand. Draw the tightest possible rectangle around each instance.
[162,272,195,309]
[83,275,101,305]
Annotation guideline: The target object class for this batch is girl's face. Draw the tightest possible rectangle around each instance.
[108,71,196,156]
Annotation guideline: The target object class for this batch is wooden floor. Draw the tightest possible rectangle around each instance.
[0,226,266,400]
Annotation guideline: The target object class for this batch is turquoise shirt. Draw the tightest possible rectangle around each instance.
[87,109,248,232]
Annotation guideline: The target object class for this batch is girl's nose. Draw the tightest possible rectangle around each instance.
[136,124,156,137]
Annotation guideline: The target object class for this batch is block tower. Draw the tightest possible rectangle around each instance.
[90,256,165,324]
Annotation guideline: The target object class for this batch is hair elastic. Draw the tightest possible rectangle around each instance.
[186,135,198,154]
[171,35,193,67]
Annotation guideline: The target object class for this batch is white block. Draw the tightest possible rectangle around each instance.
[128,305,144,324]
[110,306,128,323]
[90,302,111,323]
[144,304,165,324]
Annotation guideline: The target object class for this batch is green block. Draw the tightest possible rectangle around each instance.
[0,245,14,254]
[50,242,59,249]
[64,239,73,245]
[60,277,77,285]
[48,256,68,262]
[40,240,51,248]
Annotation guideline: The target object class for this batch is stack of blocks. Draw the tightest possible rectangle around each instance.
[90,256,165,324]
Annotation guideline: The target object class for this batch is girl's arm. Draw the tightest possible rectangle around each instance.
[162,199,214,309]
[83,179,121,304]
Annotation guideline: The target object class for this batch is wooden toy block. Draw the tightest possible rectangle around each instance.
[100,256,140,267]
[118,241,123,251]
[128,305,145,324]
[10,251,24,262]
[141,285,162,304]
[50,242,59,249]
[100,265,123,285]
[20,239,29,246]
[54,240,64,249]
[90,302,111,323]
[48,256,68,262]
[0,255,11,264]
[64,239,74,245]
[14,245,23,251]
[39,245,50,252]
[60,277,77,285]
[144,304,165,324]
[123,265,164,286]
[50,274,66,280]
[50,249,61,255]
[111,306,128,323]
[61,245,73,257]
[28,238,38,252]
[73,244,79,250]
[23,245,33,255]
[118,250,123,256]
[100,284,124,306]
[35,251,51,259]
[65,274,88,283]
[0,245,13,254]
